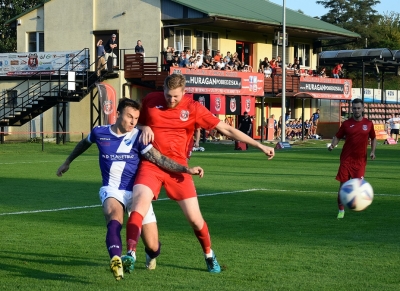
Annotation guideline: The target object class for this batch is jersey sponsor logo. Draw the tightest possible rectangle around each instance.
[155,105,164,109]
[350,124,355,127]
[102,154,135,160]
[362,125,368,131]
[180,110,189,121]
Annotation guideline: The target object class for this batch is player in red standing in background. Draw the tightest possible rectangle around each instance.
[328,98,376,219]
[124,74,275,273]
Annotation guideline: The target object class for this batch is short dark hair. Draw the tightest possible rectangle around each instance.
[117,98,141,113]
[352,98,364,106]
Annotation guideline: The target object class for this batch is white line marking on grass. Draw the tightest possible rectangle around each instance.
[0,188,398,216]
[0,159,97,165]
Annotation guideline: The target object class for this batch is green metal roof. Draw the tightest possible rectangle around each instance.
[4,0,51,25]
[172,0,360,39]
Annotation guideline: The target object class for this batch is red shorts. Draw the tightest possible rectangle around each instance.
[336,162,366,183]
[134,161,197,201]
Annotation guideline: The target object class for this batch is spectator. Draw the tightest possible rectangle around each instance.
[319,67,327,78]
[277,116,282,139]
[214,49,222,62]
[276,56,283,67]
[238,112,253,149]
[311,109,320,136]
[386,113,400,143]
[191,49,197,58]
[260,57,269,72]
[304,120,311,137]
[196,49,204,65]
[171,55,179,67]
[96,39,106,76]
[104,34,118,70]
[332,63,343,78]
[179,52,189,68]
[225,51,231,62]
[215,58,225,70]
[264,64,272,78]
[135,40,145,56]
[285,109,291,121]
[204,49,212,66]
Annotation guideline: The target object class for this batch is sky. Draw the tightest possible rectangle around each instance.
[268,0,399,18]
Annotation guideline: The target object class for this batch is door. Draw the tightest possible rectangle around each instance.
[236,41,253,68]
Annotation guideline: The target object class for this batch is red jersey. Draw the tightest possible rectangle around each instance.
[336,118,375,165]
[139,92,220,164]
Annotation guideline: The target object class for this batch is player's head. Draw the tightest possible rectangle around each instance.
[163,74,186,108]
[351,98,364,120]
[115,98,141,133]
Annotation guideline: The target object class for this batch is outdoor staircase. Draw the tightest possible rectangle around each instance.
[0,49,103,127]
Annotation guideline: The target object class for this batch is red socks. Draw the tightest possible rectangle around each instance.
[126,211,143,252]
[194,221,211,254]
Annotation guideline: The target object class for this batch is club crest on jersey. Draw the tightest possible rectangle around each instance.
[362,125,368,131]
[230,98,236,112]
[180,110,189,121]
[103,100,113,115]
[124,138,133,146]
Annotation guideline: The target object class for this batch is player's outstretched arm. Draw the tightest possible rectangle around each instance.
[56,138,92,177]
[215,121,275,159]
[143,147,204,178]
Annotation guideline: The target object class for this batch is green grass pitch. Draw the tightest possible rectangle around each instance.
[0,140,399,291]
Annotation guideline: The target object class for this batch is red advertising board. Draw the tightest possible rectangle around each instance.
[299,77,352,100]
[170,67,264,96]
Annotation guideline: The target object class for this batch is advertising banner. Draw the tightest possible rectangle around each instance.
[0,50,89,76]
[210,94,226,115]
[373,89,382,103]
[241,96,255,115]
[363,88,374,103]
[96,82,117,125]
[170,67,264,96]
[299,77,352,100]
[193,94,210,109]
[225,95,241,115]
[385,90,397,103]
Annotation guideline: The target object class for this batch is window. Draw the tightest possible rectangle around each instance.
[28,32,44,52]
[294,43,310,67]
[174,29,192,52]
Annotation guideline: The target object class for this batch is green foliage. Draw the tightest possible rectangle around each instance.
[316,0,383,49]
[369,12,400,49]
[0,142,400,290]
[0,0,45,52]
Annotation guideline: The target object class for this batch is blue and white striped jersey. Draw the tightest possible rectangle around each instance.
[88,125,152,190]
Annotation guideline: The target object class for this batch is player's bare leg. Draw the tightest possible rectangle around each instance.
[125,185,154,272]
[141,222,160,270]
[177,197,221,273]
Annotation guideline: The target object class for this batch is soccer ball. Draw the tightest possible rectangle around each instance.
[339,178,374,211]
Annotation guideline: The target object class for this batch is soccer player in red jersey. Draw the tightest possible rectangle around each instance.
[125,74,275,273]
[328,98,376,219]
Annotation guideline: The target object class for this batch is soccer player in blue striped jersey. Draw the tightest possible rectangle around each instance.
[56,98,204,280]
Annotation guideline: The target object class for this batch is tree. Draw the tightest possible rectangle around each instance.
[0,0,45,53]
[316,0,381,49]
[368,12,400,50]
